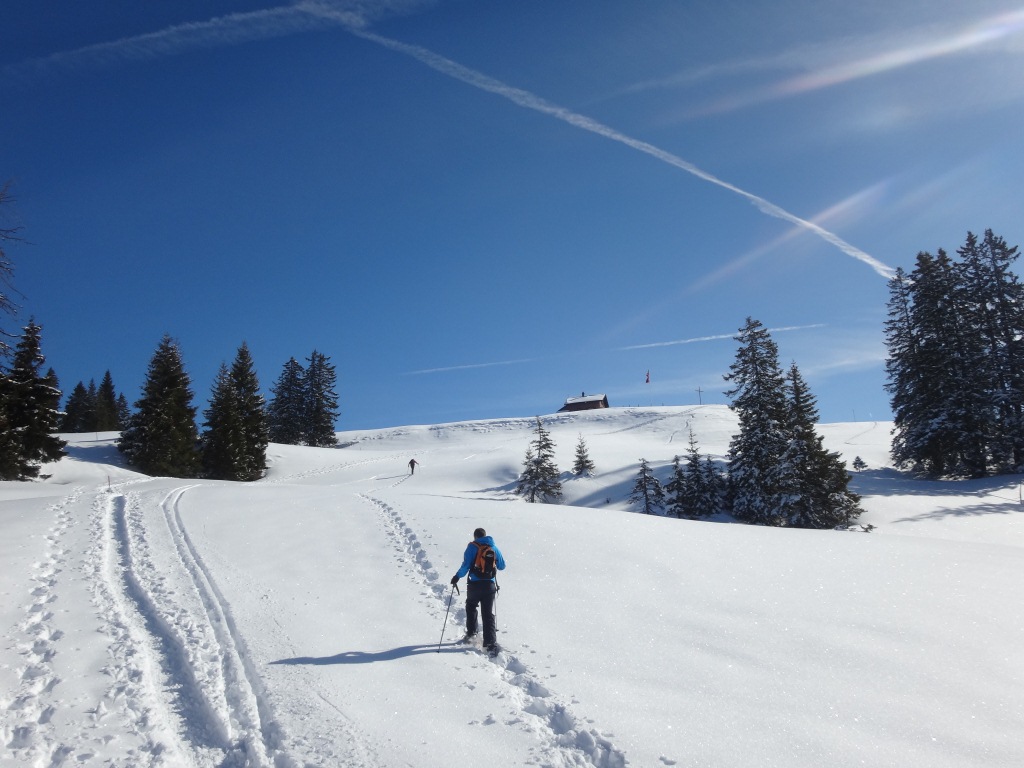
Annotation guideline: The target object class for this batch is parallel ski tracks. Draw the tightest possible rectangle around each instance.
[359,487,628,767]
[91,485,297,767]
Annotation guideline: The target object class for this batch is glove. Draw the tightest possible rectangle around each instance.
[450,575,459,585]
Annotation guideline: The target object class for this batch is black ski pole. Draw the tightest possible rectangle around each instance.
[437,582,459,652]
[493,574,499,633]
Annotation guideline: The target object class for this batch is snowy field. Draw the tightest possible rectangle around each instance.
[1,405,1022,767]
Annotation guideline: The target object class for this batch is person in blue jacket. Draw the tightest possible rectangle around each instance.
[451,527,506,653]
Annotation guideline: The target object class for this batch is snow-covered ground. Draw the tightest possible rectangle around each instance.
[1,405,1021,767]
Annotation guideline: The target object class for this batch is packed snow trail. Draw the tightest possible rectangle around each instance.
[359,487,628,767]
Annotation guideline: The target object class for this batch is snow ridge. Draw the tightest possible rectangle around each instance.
[359,488,628,767]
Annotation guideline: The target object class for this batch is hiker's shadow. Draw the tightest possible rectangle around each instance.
[270,643,466,665]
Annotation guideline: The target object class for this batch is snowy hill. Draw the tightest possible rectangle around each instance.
[1,406,1022,767]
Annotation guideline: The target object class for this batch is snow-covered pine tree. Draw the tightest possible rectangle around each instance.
[1,319,66,479]
[268,357,306,445]
[516,417,562,503]
[665,454,686,517]
[956,230,1024,472]
[724,318,790,525]
[572,433,595,476]
[629,457,665,514]
[682,429,721,518]
[118,335,200,477]
[303,350,339,447]
[887,250,985,475]
[779,363,861,528]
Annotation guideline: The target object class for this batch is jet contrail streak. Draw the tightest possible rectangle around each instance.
[620,323,826,350]
[328,22,895,280]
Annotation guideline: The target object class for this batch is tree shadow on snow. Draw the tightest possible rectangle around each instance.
[270,642,467,665]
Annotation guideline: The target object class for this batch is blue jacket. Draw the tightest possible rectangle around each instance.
[455,535,506,582]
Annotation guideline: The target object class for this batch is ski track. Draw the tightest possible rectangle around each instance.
[359,485,629,768]
[152,485,296,767]
[1,487,80,766]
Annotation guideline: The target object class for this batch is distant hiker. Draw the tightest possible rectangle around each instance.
[408,458,419,475]
[451,527,506,653]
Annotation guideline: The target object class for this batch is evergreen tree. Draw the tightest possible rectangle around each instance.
[724,318,790,525]
[0,395,22,480]
[956,230,1024,471]
[230,342,268,480]
[303,350,339,447]
[95,371,121,431]
[201,363,244,480]
[701,455,726,514]
[686,430,722,519]
[61,381,94,432]
[571,433,595,476]
[516,417,562,503]
[885,243,1009,476]
[779,363,861,528]
[116,394,131,428]
[118,335,200,477]
[2,320,66,478]
[665,454,686,517]
[629,458,665,514]
[268,357,306,445]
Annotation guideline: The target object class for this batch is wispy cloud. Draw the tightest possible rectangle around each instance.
[685,180,891,294]
[405,357,539,375]
[638,8,1024,120]
[619,324,826,351]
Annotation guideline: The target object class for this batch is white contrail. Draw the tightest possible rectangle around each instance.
[313,19,895,279]
[620,323,826,351]
[6,0,895,280]
[405,357,538,375]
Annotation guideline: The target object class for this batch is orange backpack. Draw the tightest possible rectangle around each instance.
[470,541,496,579]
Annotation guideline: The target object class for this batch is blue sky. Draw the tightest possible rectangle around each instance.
[3,1,1023,431]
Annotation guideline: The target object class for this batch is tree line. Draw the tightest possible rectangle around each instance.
[116,336,340,479]
[515,318,862,530]
[886,229,1024,477]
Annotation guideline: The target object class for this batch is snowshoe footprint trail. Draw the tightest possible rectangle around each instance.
[2,488,79,766]
[359,490,628,767]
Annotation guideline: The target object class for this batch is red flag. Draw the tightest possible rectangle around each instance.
[645,370,650,384]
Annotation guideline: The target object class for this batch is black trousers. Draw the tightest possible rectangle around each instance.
[465,579,498,646]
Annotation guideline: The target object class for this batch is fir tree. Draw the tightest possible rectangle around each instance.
[268,357,306,445]
[116,394,131,428]
[885,241,1017,477]
[629,458,665,514]
[516,417,562,503]
[724,318,790,525]
[201,363,244,480]
[956,230,1024,471]
[2,319,66,479]
[571,433,595,476]
[665,454,686,517]
[95,371,121,431]
[61,381,94,432]
[303,350,339,447]
[118,335,200,477]
[779,363,861,528]
[230,342,269,480]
